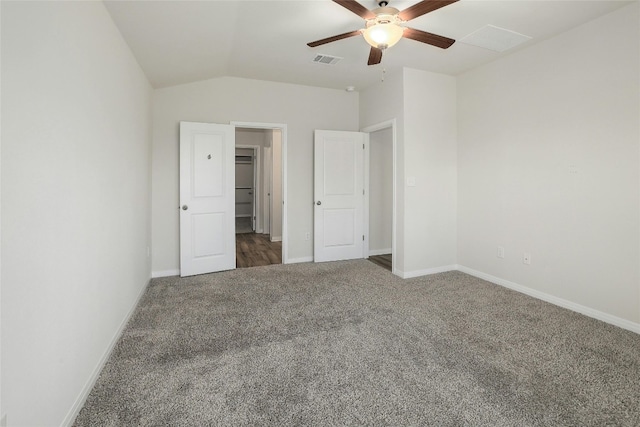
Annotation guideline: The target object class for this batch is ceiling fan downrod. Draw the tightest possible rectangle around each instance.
[378,1,389,7]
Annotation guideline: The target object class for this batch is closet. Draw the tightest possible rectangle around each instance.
[235,148,255,232]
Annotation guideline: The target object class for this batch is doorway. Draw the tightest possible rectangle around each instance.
[234,125,285,268]
[367,127,393,271]
[362,120,396,275]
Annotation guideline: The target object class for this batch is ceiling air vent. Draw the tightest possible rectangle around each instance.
[460,25,532,52]
[312,54,342,66]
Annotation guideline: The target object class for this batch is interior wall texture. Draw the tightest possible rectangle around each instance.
[1,2,152,426]
[360,67,458,277]
[457,3,640,324]
[152,77,359,273]
[402,68,457,275]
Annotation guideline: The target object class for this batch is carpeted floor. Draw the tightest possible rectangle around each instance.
[74,260,640,426]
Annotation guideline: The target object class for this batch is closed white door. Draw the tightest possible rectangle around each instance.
[180,121,235,276]
[314,130,367,262]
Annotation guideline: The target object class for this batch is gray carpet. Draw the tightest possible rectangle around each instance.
[74,260,640,426]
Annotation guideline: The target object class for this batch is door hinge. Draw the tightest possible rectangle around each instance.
[362,235,365,241]
[363,189,365,195]
[363,144,365,149]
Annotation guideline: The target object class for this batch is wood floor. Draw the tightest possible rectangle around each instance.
[236,233,282,268]
[368,254,392,271]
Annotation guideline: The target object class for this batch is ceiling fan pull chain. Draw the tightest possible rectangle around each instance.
[381,50,386,83]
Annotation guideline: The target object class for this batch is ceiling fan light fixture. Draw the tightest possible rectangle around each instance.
[362,23,404,49]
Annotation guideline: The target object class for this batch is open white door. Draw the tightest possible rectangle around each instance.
[180,121,235,276]
[314,130,367,262]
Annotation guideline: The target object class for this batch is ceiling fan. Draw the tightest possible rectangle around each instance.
[307,0,459,65]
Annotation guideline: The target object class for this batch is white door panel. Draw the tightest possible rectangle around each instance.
[314,130,366,262]
[180,122,235,276]
[323,209,356,247]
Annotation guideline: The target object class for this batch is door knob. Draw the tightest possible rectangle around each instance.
[316,201,322,206]
[182,205,188,210]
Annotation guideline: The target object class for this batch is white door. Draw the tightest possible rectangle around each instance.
[180,121,235,276]
[314,130,367,262]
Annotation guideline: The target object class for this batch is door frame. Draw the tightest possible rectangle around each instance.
[263,146,272,235]
[235,144,261,233]
[362,119,398,276]
[231,121,288,264]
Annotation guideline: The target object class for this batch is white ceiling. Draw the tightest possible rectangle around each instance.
[104,0,632,91]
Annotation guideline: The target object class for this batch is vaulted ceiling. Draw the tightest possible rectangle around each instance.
[104,0,632,91]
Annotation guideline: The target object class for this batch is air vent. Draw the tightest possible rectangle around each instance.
[460,25,532,52]
[312,54,343,65]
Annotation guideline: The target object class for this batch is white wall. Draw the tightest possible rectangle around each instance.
[360,68,457,277]
[457,3,640,324]
[0,1,3,421]
[369,128,393,254]
[402,68,457,275]
[1,2,152,426]
[152,77,358,273]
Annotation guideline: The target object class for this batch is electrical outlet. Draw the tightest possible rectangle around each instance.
[497,246,505,259]
[305,232,310,241]
[523,252,531,265]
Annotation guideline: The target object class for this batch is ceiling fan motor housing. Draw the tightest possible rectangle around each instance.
[362,6,404,49]
[370,6,403,24]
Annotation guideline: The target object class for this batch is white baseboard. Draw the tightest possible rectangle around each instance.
[287,256,313,264]
[368,248,392,256]
[151,269,180,278]
[270,236,282,242]
[397,264,458,279]
[457,265,640,335]
[61,278,150,426]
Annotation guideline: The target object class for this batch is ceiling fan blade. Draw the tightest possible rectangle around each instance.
[307,30,362,48]
[403,27,455,49]
[398,0,459,21]
[333,0,376,20]
[367,47,383,65]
